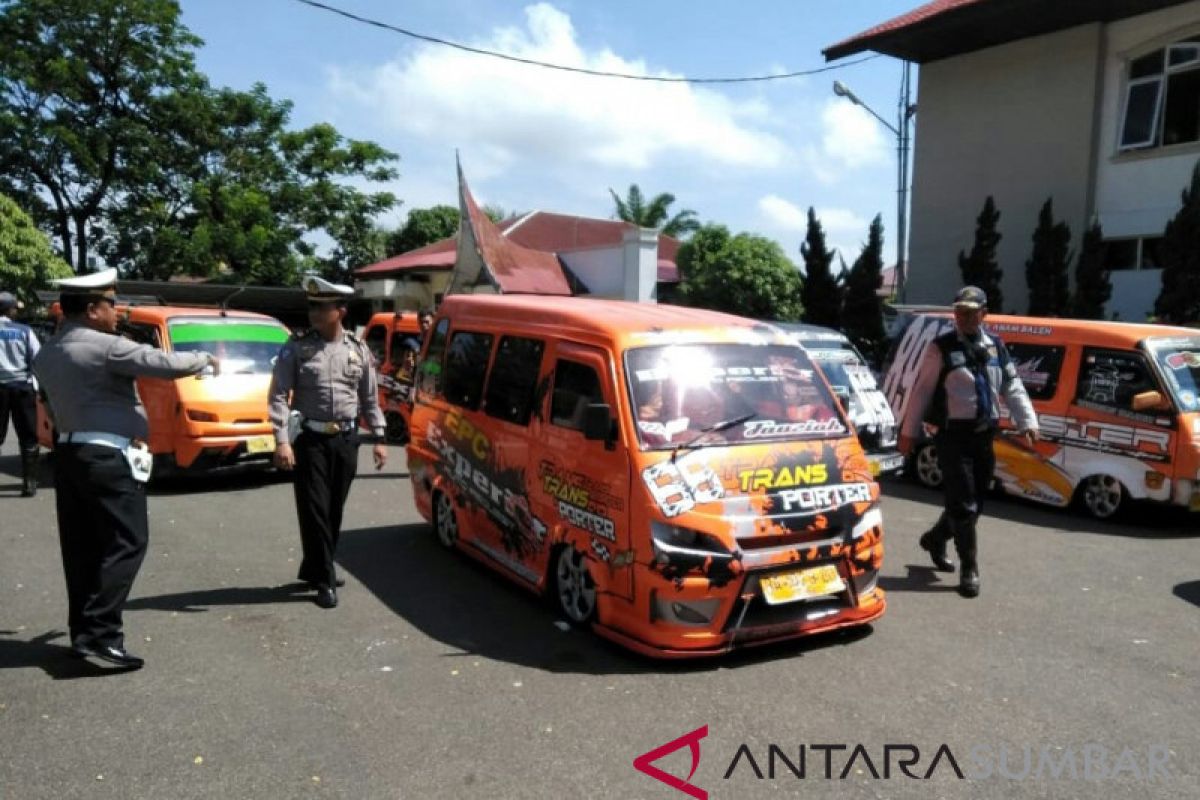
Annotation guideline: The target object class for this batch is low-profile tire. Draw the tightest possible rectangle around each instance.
[1078,474,1126,520]
[433,490,460,549]
[911,442,943,489]
[554,546,597,624]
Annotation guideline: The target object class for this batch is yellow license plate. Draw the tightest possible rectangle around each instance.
[869,460,881,477]
[760,565,846,606]
[245,435,275,455]
[1190,492,1200,512]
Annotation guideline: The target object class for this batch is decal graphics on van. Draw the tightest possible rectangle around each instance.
[539,461,621,542]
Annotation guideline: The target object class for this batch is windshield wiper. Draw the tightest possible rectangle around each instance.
[670,412,757,464]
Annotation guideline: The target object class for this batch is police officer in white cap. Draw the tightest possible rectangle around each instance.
[0,291,41,496]
[33,269,220,668]
[268,275,387,609]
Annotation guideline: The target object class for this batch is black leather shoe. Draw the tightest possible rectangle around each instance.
[88,645,145,669]
[305,578,345,588]
[315,586,338,609]
[958,567,980,598]
[70,641,98,659]
[919,531,955,572]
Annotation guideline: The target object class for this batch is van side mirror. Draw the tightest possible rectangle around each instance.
[1131,390,1170,412]
[583,403,614,444]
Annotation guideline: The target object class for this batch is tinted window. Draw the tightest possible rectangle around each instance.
[1005,342,1065,401]
[551,360,604,432]
[1075,349,1160,411]
[120,322,161,349]
[417,318,450,398]
[365,324,387,365]
[443,330,494,410]
[484,336,545,426]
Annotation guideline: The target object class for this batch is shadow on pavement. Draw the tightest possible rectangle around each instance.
[878,564,959,594]
[880,477,1200,538]
[335,523,875,675]
[125,584,316,613]
[148,469,292,497]
[1173,580,1200,609]
[0,630,140,680]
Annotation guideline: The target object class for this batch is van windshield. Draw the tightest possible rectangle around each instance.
[802,345,876,395]
[625,344,849,449]
[168,318,290,375]
[1147,336,1200,412]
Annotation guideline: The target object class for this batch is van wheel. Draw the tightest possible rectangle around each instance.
[554,547,597,624]
[433,491,460,549]
[1079,475,1125,519]
[384,410,409,444]
[912,443,942,489]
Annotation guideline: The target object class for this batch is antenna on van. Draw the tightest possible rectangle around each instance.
[220,285,246,317]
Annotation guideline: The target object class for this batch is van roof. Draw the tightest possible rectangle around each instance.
[438,295,785,345]
[120,305,283,324]
[918,312,1200,347]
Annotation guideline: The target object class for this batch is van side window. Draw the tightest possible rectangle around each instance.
[120,322,161,349]
[484,336,545,426]
[1075,349,1160,411]
[365,324,387,366]
[443,330,494,411]
[1004,342,1065,401]
[551,360,603,432]
[417,318,450,397]
[388,331,413,364]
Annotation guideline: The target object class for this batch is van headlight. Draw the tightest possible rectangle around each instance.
[651,521,732,559]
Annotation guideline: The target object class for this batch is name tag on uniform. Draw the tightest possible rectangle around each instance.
[950,352,967,367]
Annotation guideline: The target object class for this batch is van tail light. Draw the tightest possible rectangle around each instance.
[187,409,219,423]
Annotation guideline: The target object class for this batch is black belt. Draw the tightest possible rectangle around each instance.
[301,418,356,435]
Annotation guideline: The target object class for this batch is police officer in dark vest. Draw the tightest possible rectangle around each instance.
[898,286,1038,597]
[33,269,219,668]
[268,276,387,609]
[0,291,41,496]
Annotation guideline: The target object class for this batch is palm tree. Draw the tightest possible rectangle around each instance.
[609,184,700,238]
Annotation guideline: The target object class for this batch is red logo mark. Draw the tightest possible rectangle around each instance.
[633,725,709,799]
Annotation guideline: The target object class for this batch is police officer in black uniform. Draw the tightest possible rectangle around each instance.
[898,286,1038,598]
[33,269,219,668]
[268,276,387,609]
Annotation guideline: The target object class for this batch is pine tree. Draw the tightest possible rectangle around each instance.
[1154,160,1200,324]
[841,215,888,366]
[1025,198,1072,316]
[958,196,1004,312]
[1070,220,1110,319]
[799,208,843,328]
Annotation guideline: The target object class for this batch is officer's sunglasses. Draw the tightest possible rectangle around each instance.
[91,296,116,308]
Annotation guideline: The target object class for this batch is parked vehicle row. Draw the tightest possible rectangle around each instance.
[884,313,1200,519]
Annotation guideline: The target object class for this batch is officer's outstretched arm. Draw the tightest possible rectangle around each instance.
[106,337,213,379]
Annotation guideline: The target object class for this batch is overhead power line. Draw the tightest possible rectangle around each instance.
[292,0,879,84]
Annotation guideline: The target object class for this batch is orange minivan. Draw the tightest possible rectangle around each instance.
[406,295,886,658]
[363,311,423,442]
[37,305,292,476]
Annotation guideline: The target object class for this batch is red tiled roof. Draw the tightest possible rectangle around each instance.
[460,179,572,296]
[356,211,681,282]
[823,0,1191,63]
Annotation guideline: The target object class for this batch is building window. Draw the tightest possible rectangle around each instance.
[1102,236,1163,271]
[1119,38,1200,152]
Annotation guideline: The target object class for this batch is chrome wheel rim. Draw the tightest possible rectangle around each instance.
[1083,475,1122,518]
[435,492,458,548]
[916,444,942,488]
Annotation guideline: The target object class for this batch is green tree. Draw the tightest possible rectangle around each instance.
[1155,160,1200,324]
[96,85,398,285]
[0,0,203,271]
[609,184,699,239]
[677,224,802,320]
[1025,198,1072,316]
[386,205,460,257]
[0,191,72,302]
[799,208,842,329]
[842,215,888,366]
[958,196,1004,312]
[1070,219,1110,319]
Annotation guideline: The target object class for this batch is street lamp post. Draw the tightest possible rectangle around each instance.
[833,62,916,302]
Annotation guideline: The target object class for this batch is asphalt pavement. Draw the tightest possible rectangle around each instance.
[1,427,1197,800]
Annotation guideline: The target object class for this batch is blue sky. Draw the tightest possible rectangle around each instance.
[179,0,920,264]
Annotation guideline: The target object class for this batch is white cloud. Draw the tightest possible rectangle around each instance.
[820,99,889,170]
[327,3,789,175]
[757,195,871,263]
[758,194,809,231]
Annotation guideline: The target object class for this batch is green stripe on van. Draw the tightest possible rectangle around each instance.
[168,323,290,344]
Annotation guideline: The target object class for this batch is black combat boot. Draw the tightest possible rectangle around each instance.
[953,515,980,598]
[20,449,38,498]
[918,512,955,572]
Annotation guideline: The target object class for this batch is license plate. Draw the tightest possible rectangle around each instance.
[760,565,845,606]
[245,435,275,455]
[1190,492,1200,512]
[869,453,904,476]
